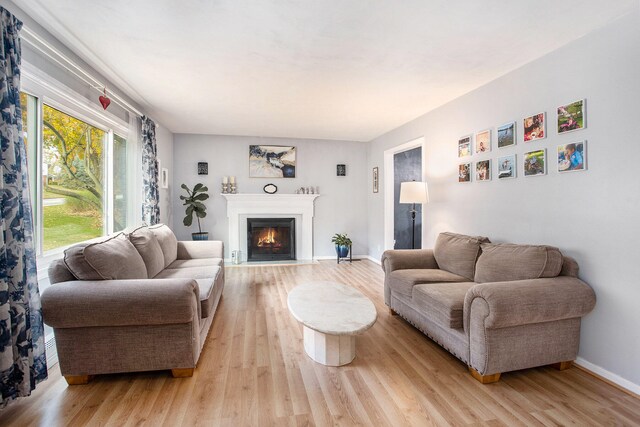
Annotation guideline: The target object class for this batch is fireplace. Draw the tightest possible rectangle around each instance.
[247,218,296,261]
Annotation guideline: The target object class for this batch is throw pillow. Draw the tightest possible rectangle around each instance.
[474,243,563,283]
[82,233,148,280]
[129,227,166,278]
[149,224,178,267]
[433,232,490,280]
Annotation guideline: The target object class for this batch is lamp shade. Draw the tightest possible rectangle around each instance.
[399,181,429,204]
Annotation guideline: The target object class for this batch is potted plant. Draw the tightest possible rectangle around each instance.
[331,233,352,258]
[180,183,209,240]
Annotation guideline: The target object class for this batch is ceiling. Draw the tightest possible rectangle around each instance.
[18,0,637,141]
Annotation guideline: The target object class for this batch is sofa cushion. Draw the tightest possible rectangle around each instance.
[388,269,470,297]
[129,227,165,278]
[433,232,490,280]
[149,224,178,268]
[168,258,223,269]
[64,243,102,280]
[474,243,563,283]
[413,282,474,329]
[82,234,148,280]
[155,266,221,318]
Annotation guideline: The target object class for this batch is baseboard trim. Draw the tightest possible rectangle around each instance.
[313,255,371,261]
[575,357,640,398]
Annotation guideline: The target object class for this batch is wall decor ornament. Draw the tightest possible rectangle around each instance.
[98,87,110,110]
[557,99,586,134]
[475,159,491,181]
[475,129,491,153]
[263,183,278,194]
[523,112,546,142]
[337,164,346,176]
[558,141,586,172]
[458,135,472,157]
[497,122,516,148]
[249,145,296,178]
[524,149,547,177]
[373,167,379,193]
[498,154,517,179]
[197,162,208,175]
[161,168,169,188]
[459,163,471,182]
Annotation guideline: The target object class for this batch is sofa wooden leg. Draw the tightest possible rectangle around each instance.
[389,307,398,316]
[64,375,94,385]
[171,368,194,378]
[469,368,501,384]
[551,361,573,371]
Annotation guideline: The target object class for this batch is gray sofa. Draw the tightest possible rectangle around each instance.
[381,232,596,383]
[41,224,224,385]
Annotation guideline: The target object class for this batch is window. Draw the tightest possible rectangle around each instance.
[20,91,133,255]
[42,104,106,251]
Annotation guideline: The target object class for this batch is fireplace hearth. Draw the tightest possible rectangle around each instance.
[247,218,296,261]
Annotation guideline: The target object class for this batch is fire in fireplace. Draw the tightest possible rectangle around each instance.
[247,218,296,261]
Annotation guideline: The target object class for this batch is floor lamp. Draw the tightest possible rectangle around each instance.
[399,181,429,249]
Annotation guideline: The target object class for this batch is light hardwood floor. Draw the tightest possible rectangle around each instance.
[2,260,639,426]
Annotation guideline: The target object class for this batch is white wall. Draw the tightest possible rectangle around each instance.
[367,10,640,390]
[172,134,368,258]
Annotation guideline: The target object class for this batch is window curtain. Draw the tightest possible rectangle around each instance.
[0,7,47,406]
[141,116,160,225]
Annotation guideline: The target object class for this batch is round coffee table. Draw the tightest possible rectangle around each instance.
[287,281,377,366]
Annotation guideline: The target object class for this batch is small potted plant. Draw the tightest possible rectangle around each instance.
[331,233,352,258]
[180,183,209,240]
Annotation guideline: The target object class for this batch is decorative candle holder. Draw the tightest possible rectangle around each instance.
[230,184,237,194]
[222,183,229,194]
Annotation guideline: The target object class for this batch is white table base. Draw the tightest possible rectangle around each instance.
[303,326,355,366]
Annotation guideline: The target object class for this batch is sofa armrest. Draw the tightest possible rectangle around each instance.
[42,279,200,329]
[177,240,224,260]
[381,249,438,273]
[463,276,596,330]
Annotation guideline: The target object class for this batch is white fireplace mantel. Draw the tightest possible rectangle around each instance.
[222,194,320,260]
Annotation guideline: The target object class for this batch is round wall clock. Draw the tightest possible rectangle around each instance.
[263,183,278,194]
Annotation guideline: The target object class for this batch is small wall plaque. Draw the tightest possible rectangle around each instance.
[197,162,208,175]
[337,164,346,176]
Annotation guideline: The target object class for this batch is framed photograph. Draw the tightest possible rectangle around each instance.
[337,164,346,176]
[249,145,296,178]
[523,149,546,177]
[497,154,516,179]
[458,135,472,158]
[557,99,586,134]
[558,141,586,173]
[523,112,546,142]
[161,168,169,188]
[475,159,491,181]
[373,167,379,193]
[458,163,471,183]
[475,129,491,154]
[497,122,516,148]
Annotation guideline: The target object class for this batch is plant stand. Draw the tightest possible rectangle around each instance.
[337,245,352,264]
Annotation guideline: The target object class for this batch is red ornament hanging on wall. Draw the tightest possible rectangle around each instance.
[99,87,111,110]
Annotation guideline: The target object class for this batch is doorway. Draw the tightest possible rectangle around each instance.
[384,137,425,251]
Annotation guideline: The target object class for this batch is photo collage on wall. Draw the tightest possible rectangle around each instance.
[457,99,587,182]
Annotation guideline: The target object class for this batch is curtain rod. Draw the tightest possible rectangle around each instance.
[21,25,145,118]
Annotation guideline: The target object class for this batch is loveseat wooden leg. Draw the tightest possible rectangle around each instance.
[551,360,573,371]
[64,375,94,385]
[469,368,501,384]
[171,368,194,378]
[389,307,398,316]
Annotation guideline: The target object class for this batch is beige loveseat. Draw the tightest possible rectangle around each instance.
[41,224,224,385]
[382,232,595,383]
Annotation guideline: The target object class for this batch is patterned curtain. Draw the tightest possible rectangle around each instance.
[0,7,47,406]
[141,116,160,225]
